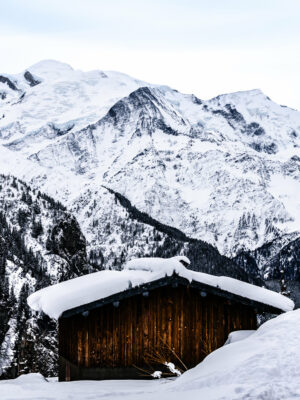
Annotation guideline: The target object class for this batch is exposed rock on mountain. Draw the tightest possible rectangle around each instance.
[102,186,260,283]
[234,233,300,306]
[23,71,41,87]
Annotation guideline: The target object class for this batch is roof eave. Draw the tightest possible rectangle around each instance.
[59,274,284,319]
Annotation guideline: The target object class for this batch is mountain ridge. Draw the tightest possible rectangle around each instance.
[0,61,299,259]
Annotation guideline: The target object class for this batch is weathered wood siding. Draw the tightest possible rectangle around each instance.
[59,285,257,380]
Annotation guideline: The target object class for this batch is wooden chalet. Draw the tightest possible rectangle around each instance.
[27,256,294,381]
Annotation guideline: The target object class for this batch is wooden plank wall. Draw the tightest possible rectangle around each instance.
[59,285,257,376]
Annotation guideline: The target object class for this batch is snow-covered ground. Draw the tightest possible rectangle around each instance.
[2,310,300,400]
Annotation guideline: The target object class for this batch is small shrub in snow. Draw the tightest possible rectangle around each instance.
[151,371,162,379]
[164,362,181,376]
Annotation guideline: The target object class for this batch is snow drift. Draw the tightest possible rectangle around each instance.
[169,309,300,399]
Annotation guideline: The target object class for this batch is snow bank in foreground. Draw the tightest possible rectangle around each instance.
[27,256,294,319]
[169,309,300,399]
[2,310,300,400]
[224,330,255,345]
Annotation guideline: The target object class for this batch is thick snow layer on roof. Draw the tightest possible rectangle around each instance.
[27,256,294,319]
[124,255,191,272]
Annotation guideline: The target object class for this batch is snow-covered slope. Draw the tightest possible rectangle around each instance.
[170,309,300,399]
[0,60,299,261]
[0,60,146,150]
[0,175,90,378]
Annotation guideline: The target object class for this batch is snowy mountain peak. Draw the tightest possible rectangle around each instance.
[211,88,265,101]
[26,59,74,79]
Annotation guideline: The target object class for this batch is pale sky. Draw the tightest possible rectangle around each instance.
[0,0,299,109]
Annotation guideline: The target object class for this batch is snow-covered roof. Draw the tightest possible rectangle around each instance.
[27,256,294,319]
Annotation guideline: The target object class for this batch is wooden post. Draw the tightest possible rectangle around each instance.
[65,361,70,382]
